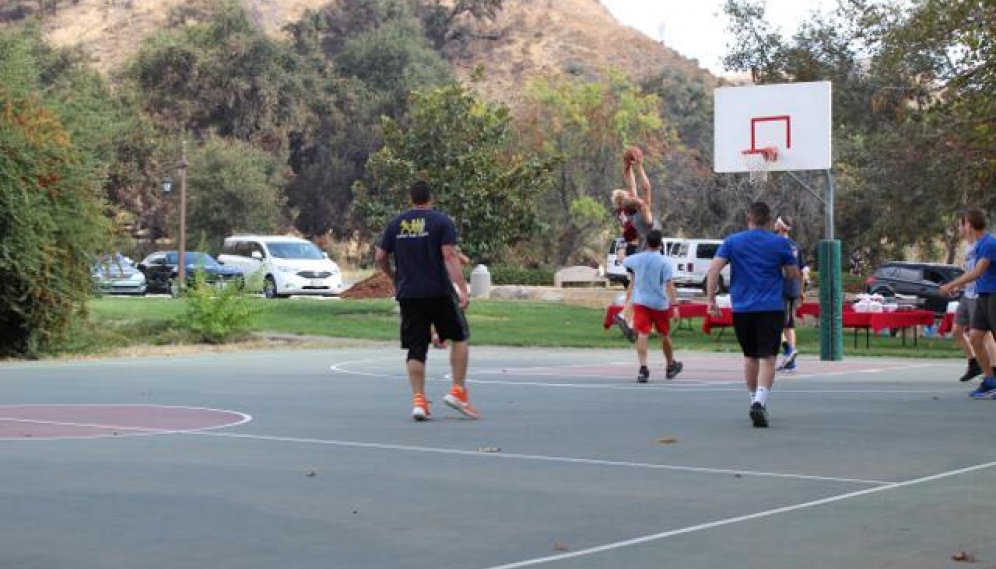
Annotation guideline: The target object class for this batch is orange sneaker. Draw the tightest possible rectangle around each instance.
[411,393,431,422]
[443,385,479,419]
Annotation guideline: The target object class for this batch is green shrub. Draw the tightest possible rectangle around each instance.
[464,265,555,286]
[809,271,866,293]
[176,273,259,344]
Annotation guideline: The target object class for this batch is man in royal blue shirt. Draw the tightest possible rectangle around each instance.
[706,202,800,427]
[940,208,996,399]
[375,180,477,421]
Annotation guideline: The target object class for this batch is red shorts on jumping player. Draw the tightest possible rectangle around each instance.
[632,304,672,336]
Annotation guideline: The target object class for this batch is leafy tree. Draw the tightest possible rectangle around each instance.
[284,0,453,238]
[128,0,316,155]
[181,135,290,251]
[356,83,554,263]
[415,0,504,50]
[516,71,672,264]
[0,28,108,356]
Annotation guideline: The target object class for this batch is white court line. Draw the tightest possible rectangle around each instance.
[185,430,889,485]
[0,405,252,441]
[329,360,963,394]
[474,459,996,569]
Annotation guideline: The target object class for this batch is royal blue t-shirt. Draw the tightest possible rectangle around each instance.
[973,232,996,294]
[378,208,458,299]
[782,237,807,299]
[717,228,796,312]
[623,250,673,310]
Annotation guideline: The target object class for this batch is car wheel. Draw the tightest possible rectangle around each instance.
[871,287,894,297]
[264,276,278,299]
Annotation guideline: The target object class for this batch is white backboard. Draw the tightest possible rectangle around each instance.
[714,81,832,173]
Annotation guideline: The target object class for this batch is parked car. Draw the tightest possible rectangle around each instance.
[217,235,344,298]
[138,251,244,296]
[864,261,963,314]
[91,254,147,295]
[670,238,730,293]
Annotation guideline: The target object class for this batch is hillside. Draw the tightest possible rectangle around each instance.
[5,0,716,105]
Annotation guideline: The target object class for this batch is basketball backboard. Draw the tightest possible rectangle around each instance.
[714,81,832,173]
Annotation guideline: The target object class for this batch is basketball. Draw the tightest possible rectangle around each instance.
[623,146,643,164]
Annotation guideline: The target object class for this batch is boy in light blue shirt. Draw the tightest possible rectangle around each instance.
[623,229,682,383]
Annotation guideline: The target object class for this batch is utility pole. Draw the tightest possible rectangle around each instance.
[178,139,188,293]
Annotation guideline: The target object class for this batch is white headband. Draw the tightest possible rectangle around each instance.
[775,217,791,231]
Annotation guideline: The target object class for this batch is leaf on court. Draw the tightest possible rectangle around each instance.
[305,470,317,477]
[951,551,976,563]
[477,446,501,453]
[553,542,569,552]
[657,437,679,444]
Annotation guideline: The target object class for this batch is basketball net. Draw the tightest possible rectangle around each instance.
[742,146,778,184]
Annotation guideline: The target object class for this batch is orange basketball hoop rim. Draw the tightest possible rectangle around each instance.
[741,146,779,183]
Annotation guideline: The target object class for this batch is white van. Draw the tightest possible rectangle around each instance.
[670,238,730,292]
[218,235,344,298]
[605,236,684,285]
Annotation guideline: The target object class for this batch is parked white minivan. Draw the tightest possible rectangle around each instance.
[218,235,344,298]
[605,236,684,285]
[670,238,730,293]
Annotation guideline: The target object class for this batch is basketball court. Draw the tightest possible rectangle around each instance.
[1,345,992,569]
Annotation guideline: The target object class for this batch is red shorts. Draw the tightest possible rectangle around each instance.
[633,304,672,336]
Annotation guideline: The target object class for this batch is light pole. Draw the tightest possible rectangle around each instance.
[177,140,188,294]
[161,140,188,295]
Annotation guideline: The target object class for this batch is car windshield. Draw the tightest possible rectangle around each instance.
[95,254,135,268]
[267,242,324,260]
[165,252,220,268]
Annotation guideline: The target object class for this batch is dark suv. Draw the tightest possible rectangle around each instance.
[864,261,963,314]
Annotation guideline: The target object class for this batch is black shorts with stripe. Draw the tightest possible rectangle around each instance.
[971,293,996,332]
[732,310,785,358]
[399,292,470,349]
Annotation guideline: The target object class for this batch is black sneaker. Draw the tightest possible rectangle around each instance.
[614,313,636,343]
[665,361,683,380]
[749,402,769,428]
[637,366,650,383]
[959,359,982,382]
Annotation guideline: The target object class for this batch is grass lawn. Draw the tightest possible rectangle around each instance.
[70,296,966,360]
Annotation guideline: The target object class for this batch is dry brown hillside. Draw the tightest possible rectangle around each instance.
[446,0,716,106]
[11,0,715,103]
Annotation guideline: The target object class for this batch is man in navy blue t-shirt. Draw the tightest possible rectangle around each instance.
[706,202,800,427]
[375,181,477,421]
[940,208,996,399]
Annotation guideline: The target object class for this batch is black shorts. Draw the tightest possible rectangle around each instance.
[399,293,470,349]
[783,297,799,328]
[732,310,785,358]
[970,293,996,332]
[625,242,639,256]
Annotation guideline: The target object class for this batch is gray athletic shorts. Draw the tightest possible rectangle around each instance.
[955,296,976,327]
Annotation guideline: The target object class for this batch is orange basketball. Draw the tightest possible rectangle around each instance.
[623,146,643,164]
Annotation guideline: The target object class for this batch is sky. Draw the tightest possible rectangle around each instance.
[600,0,832,76]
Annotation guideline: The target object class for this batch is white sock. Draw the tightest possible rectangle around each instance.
[754,387,770,405]
[749,391,756,403]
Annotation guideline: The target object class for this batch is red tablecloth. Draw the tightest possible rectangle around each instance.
[938,312,956,336]
[841,310,935,333]
[701,308,733,334]
[603,302,708,329]
[797,302,822,318]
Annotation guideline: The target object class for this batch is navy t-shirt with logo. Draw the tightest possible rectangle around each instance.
[379,208,458,299]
